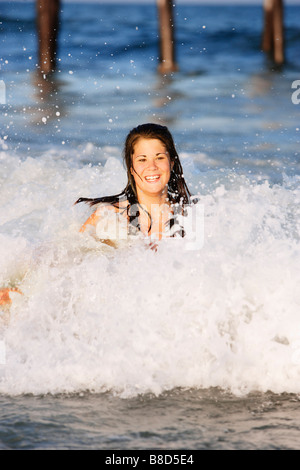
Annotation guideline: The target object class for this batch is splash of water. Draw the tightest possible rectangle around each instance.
[0,149,300,397]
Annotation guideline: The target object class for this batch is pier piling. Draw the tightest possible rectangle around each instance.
[36,0,60,75]
[157,0,178,73]
[262,0,285,65]
[33,1,288,75]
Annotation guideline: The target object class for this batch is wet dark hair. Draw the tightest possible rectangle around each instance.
[75,123,191,233]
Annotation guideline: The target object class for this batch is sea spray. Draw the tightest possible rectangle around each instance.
[1,150,300,397]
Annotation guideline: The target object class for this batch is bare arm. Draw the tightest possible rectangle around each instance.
[79,209,101,233]
[0,288,23,307]
[79,202,128,234]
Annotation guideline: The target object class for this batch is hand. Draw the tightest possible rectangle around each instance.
[0,288,23,307]
[149,241,158,252]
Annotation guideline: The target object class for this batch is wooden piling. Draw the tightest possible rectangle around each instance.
[36,0,60,75]
[157,0,178,73]
[262,0,285,65]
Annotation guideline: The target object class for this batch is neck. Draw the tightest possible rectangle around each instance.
[135,189,172,238]
[136,189,169,214]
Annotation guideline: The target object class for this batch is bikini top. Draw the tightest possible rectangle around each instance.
[94,203,186,243]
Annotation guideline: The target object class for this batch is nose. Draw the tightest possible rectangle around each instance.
[148,157,158,170]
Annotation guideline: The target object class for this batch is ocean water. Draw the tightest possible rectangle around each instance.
[0,1,300,450]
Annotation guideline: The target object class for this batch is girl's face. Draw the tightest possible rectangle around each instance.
[131,138,173,200]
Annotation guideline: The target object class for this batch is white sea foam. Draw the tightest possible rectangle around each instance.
[0,148,300,397]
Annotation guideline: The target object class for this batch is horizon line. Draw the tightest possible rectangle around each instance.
[1,0,299,4]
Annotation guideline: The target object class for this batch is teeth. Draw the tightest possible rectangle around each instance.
[145,176,160,181]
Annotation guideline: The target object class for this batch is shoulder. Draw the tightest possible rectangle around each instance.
[80,201,129,233]
[95,200,129,217]
[95,201,130,241]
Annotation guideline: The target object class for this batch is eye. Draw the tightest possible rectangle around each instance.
[157,153,167,159]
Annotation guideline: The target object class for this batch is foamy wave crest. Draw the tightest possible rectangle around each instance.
[1,151,300,397]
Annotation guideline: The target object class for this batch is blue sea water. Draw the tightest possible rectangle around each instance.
[0,1,300,450]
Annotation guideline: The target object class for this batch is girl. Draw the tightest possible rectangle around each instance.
[76,123,191,243]
[0,124,192,307]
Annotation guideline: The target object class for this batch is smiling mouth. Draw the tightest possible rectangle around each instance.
[145,175,160,182]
